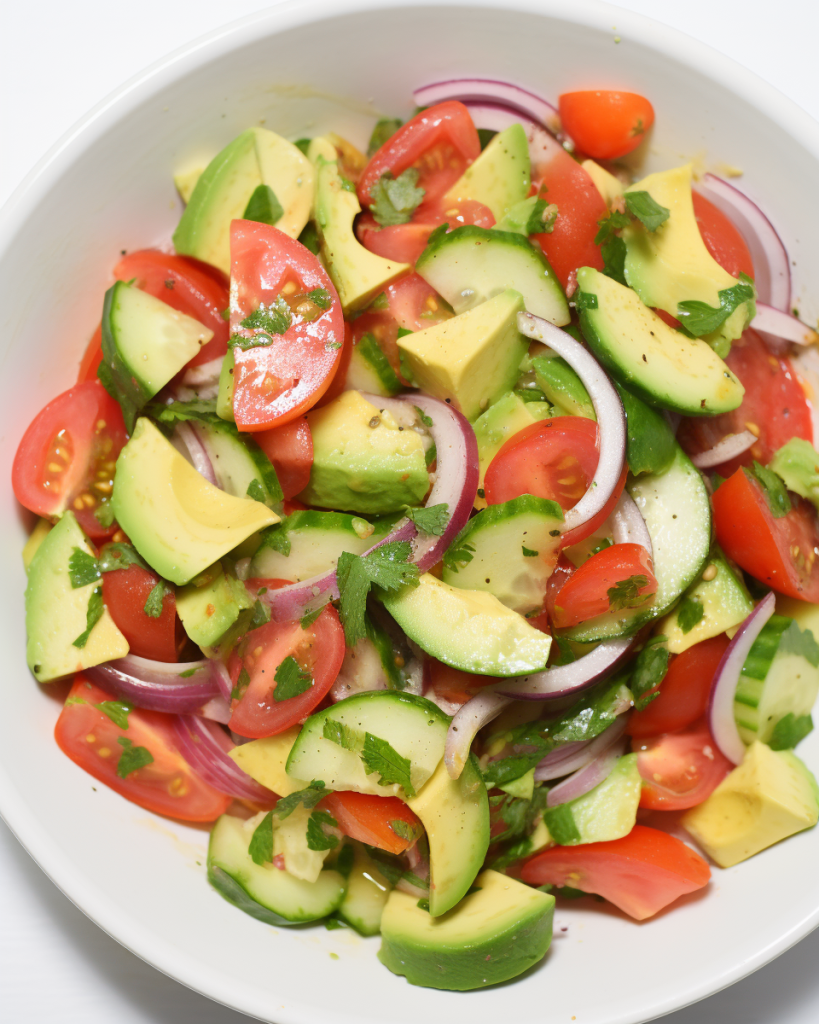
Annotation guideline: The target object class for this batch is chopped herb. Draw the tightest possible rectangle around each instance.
[246,478,266,503]
[324,915,347,931]
[677,595,705,634]
[273,780,326,819]
[178,668,198,679]
[389,819,423,843]
[94,503,116,528]
[143,581,169,618]
[249,811,274,865]
[273,656,313,702]
[298,222,320,255]
[769,713,814,751]
[339,176,356,193]
[624,190,670,231]
[231,666,250,702]
[260,521,291,557]
[95,701,132,730]
[590,537,613,555]
[607,574,651,611]
[601,234,628,285]
[551,635,577,666]
[294,138,311,155]
[323,718,361,750]
[325,340,342,350]
[442,541,475,574]
[300,605,325,631]
[243,184,284,225]
[477,127,497,150]
[368,292,389,311]
[368,117,403,156]
[370,168,426,226]
[145,398,218,427]
[307,810,340,851]
[115,736,154,779]
[98,542,148,574]
[336,543,420,646]
[240,296,292,336]
[69,548,101,588]
[360,732,415,795]
[250,599,271,630]
[424,442,437,468]
[543,803,581,845]
[417,897,430,912]
[306,287,332,310]
[401,503,449,536]
[335,842,355,877]
[414,406,433,428]
[72,586,104,648]
[747,461,791,518]
[397,326,414,340]
[630,635,670,711]
[594,210,631,245]
[522,545,539,557]
[676,275,755,337]
[526,197,559,235]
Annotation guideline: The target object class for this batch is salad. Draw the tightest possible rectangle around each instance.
[14,78,819,992]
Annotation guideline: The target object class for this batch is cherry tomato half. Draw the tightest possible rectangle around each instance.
[546,542,657,629]
[633,718,733,811]
[558,90,655,161]
[320,791,422,855]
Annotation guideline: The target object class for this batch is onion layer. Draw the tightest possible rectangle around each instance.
[444,692,512,780]
[546,727,628,807]
[492,637,633,701]
[413,78,560,134]
[174,422,218,486]
[454,101,564,177]
[85,655,220,713]
[691,430,757,469]
[172,715,277,803]
[753,303,819,346]
[612,491,653,556]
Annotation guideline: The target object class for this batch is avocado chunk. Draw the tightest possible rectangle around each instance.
[577,266,744,416]
[378,869,554,990]
[175,562,252,647]
[682,742,819,867]
[111,418,278,585]
[382,573,552,676]
[769,437,819,513]
[471,391,552,509]
[25,512,129,682]
[300,390,428,515]
[443,123,531,221]
[623,164,755,354]
[173,127,314,274]
[406,756,490,916]
[582,159,624,206]
[532,354,595,420]
[229,725,306,797]
[314,156,409,315]
[397,289,528,421]
[543,754,641,845]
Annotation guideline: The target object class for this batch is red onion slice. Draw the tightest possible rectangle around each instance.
[197,695,232,724]
[753,304,819,346]
[444,691,513,780]
[491,637,633,701]
[210,660,234,702]
[182,356,223,392]
[413,79,560,134]
[708,592,776,764]
[534,739,596,782]
[546,729,628,807]
[172,715,277,803]
[85,655,220,713]
[612,491,653,557]
[174,422,218,486]
[517,311,626,539]
[690,430,757,469]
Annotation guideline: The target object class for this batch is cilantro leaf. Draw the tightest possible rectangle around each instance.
[260,520,291,557]
[425,442,437,468]
[389,819,423,843]
[370,168,425,227]
[677,595,704,634]
[526,198,558,235]
[402,503,449,536]
[336,543,420,646]
[98,542,148,574]
[607,574,651,611]
[306,287,332,310]
[522,545,539,557]
[769,713,814,751]
[143,580,169,618]
[323,718,361,750]
[629,636,670,711]
[676,276,755,337]
[300,605,325,631]
[249,811,275,865]
[368,117,402,157]
[624,191,670,231]
[306,810,339,851]
[368,292,389,311]
[95,701,132,730]
[298,222,320,255]
[231,666,251,702]
[243,184,284,226]
[72,586,104,648]
[360,732,415,795]
[69,548,101,588]
[414,406,433,428]
[442,541,475,574]
[144,398,219,427]
[274,656,313,702]
[250,599,271,630]
[246,478,266,503]
[747,461,792,518]
[273,780,326,819]
[94,503,116,528]
[601,234,628,286]
[594,210,631,245]
[240,297,292,336]
[543,803,582,844]
[116,736,154,779]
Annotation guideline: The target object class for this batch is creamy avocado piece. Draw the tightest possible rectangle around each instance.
[23,518,52,572]
[397,289,528,421]
[623,164,755,354]
[174,165,205,204]
[543,754,641,845]
[471,391,552,509]
[659,546,753,654]
[582,159,624,207]
[25,512,129,683]
[112,418,279,585]
[313,156,410,315]
[381,573,553,676]
[299,390,428,515]
[175,562,252,647]
[769,438,819,512]
[443,123,531,221]
[173,127,314,274]
[378,869,554,990]
[229,725,306,797]
[683,741,819,867]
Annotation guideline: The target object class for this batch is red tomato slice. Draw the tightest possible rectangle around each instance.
[356,198,494,265]
[484,417,627,548]
[55,676,231,821]
[692,192,754,280]
[634,718,733,811]
[320,791,422,855]
[252,417,314,499]
[628,634,729,737]
[228,605,345,738]
[546,542,657,629]
[713,468,819,601]
[427,658,492,706]
[78,325,104,383]
[229,221,344,431]
[558,91,655,161]
[531,149,608,291]
[315,321,354,408]
[12,380,128,540]
[358,101,480,210]
[519,824,710,920]
[100,548,184,663]
[678,329,812,476]
[386,272,451,333]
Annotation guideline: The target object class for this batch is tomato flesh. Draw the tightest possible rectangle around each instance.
[101,549,184,663]
[692,192,754,280]
[357,198,494,265]
[558,91,656,160]
[252,417,314,499]
[546,542,657,629]
[519,824,710,920]
[634,718,733,811]
[320,791,421,855]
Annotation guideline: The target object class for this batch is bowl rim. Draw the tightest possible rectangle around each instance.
[3,1,819,1021]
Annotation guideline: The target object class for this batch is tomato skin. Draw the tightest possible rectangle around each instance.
[55,677,231,822]
[634,718,733,811]
[320,791,421,855]
[12,380,127,540]
[358,101,480,209]
[315,321,354,408]
[101,555,183,663]
[558,91,655,160]
[228,605,345,738]
[519,824,710,920]
[628,634,729,737]
[427,658,491,706]
[386,272,450,333]
[78,325,104,383]
[678,329,812,476]
[229,221,344,431]
[252,417,313,499]
[546,542,657,629]
[713,469,819,601]
[356,198,495,265]
[692,192,754,280]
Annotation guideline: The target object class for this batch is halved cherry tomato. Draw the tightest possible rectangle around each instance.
[678,329,812,476]
[692,193,754,280]
[229,221,344,431]
[320,791,422,855]
[386,272,451,333]
[558,91,655,160]
[12,380,128,540]
[315,321,354,408]
[55,676,231,821]
[228,605,345,738]
[78,325,104,383]
[484,417,627,548]
[427,658,491,706]
[519,824,710,920]
[546,542,657,629]
[357,198,494,265]
[253,417,314,499]
[713,468,819,601]
[627,634,729,737]
[358,101,480,210]
[634,718,733,811]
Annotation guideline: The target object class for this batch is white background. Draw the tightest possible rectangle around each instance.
[3,1,819,1021]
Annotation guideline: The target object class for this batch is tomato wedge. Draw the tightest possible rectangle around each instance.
[78,325,104,383]
[320,791,422,855]
[692,192,754,280]
[713,468,819,601]
[519,824,711,920]
[55,676,231,821]
[229,220,344,431]
[252,417,314,499]
[357,198,494,265]
[546,542,657,629]
[558,91,655,160]
[228,605,345,738]
[12,380,128,540]
[633,718,733,811]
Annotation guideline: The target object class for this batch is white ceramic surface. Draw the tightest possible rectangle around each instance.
[2,2,819,1022]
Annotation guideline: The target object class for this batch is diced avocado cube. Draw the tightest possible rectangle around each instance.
[543,754,641,846]
[581,159,625,206]
[228,726,306,797]
[175,563,252,647]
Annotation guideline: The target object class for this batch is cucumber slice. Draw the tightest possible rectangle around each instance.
[285,691,450,798]
[416,225,569,326]
[336,842,392,936]
[565,444,711,643]
[346,333,403,396]
[543,754,641,845]
[193,420,282,506]
[442,495,564,614]
[207,813,346,925]
[250,510,376,581]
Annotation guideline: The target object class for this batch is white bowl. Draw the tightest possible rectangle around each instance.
[3,1,819,1021]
